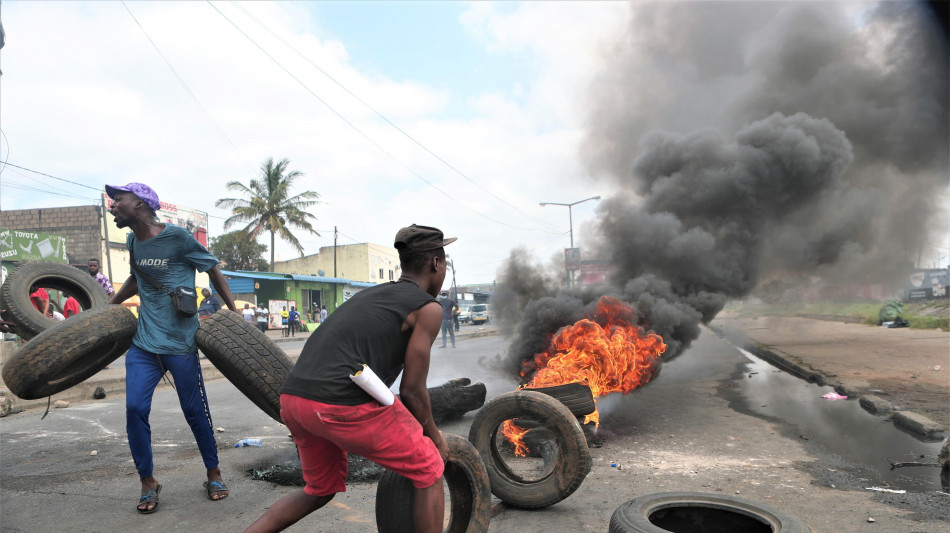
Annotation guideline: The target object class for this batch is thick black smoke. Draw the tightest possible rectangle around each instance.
[495,1,948,373]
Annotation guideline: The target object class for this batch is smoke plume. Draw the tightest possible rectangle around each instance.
[496,1,948,374]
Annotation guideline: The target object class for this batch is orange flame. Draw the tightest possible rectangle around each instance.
[501,420,530,457]
[521,296,667,426]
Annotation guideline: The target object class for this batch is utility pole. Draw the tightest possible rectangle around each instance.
[333,226,338,278]
[539,195,601,288]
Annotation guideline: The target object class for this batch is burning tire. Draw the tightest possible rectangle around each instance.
[375,433,491,533]
[1,305,135,400]
[0,261,110,340]
[468,390,592,509]
[524,382,596,417]
[195,309,293,423]
[609,492,813,533]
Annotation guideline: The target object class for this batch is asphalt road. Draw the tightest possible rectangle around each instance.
[1,329,947,532]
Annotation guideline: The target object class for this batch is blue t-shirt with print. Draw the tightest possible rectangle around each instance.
[128,224,220,355]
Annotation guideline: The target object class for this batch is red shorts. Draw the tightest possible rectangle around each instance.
[280,394,444,497]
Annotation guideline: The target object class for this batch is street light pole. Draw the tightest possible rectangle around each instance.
[540,195,601,287]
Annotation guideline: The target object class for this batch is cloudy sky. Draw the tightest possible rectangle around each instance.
[1,1,947,286]
[1,1,631,285]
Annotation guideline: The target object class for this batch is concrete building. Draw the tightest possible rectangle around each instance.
[273,243,400,284]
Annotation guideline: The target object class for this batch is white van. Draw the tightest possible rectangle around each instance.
[470,304,491,325]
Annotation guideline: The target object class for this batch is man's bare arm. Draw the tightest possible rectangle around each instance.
[400,301,449,461]
[110,275,138,305]
[207,266,237,312]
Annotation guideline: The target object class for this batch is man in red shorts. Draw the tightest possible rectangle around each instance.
[244,225,454,533]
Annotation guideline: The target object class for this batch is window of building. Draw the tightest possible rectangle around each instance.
[389,270,394,281]
[379,268,384,279]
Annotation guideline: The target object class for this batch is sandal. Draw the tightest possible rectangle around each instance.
[137,484,162,514]
[203,480,229,501]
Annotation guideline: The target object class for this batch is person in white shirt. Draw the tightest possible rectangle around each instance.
[256,304,269,333]
[242,304,255,324]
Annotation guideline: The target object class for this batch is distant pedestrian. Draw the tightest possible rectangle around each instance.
[198,289,222,318]
[256,303,269,333]
[88,258,115,297]
[288,306,300,337]
[242,303,255,324]
[439,293,457,348]
[63,296,81,318]
[281,307,290,337]
[29,285,49,316]
[320,305,327,323]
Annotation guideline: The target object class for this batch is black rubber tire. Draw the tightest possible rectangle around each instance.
[467,390,592,509]
[609,492,814,533]
[523,382,596,417]
[0,261,110,340]
[1,305,136,400]
[375,433,492,533]
[195,309,293,423]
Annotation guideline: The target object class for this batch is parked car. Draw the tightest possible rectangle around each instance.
[470,304,491,325]
[457,305,471,324]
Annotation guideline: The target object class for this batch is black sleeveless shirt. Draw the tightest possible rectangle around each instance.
[281,280,437,405]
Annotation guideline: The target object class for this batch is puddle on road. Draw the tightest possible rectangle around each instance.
[734,347,946,492]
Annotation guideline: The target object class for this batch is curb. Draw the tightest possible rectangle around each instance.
[743,340,947,440]
[706,324,946,439]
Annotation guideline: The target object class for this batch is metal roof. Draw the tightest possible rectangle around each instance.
[220,270,376,287]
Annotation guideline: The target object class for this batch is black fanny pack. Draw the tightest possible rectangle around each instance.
[130,248,199,318]
[169,286,199,317]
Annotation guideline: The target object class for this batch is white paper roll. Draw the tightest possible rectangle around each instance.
[349,364,395,406]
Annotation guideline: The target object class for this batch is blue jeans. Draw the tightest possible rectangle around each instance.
[125,344,218,478]
[441,319,455,347]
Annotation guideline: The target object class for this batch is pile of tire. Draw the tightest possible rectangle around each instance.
[1,262,129,399]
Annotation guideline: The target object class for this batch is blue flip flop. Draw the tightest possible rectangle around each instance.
[203,480,229,501]
[137,484,162,514]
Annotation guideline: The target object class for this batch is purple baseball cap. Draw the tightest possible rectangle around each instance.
[105,183,160,211]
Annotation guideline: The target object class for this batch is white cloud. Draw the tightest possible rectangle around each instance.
[1,1,628,284]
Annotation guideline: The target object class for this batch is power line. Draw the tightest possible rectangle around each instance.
[229,0,561,234]
[120,1,258,180]
[205,1,560,235]
[0,160,102,192]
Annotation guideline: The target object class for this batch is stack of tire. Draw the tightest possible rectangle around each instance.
[1,262,128,399]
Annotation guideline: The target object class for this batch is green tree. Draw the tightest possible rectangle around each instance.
[208,231,269,271]
[215,157,319,271]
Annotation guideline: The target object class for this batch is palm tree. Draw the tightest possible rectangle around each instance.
[215,157,319,271]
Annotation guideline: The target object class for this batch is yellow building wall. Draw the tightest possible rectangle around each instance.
[273,243,400,284]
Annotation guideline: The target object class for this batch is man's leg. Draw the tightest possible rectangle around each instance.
[244,491,334,533]
[126,345,169,512]
[440,321,448,347]
[162,351,227,499]
[449,321,456,347]
[414,478,445,533]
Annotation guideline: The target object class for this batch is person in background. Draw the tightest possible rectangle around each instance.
[438,293,458,349]
[288,306,300,337]
[453,302,461,333]
[63,295,81,318]
[319,305,327,323]
[88,258,115,297]
[241,224,453,533]
[256,303,269,333]
[242,303,256,324]
[106,181,237,514]
[29,285,50,316]
[280,306,290,337]
[198,289,221,318]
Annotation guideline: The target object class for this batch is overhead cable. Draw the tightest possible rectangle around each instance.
[205,0,560,235]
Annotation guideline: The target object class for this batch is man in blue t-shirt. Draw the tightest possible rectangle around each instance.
[108,182,237,514]
[288,306,300,337]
